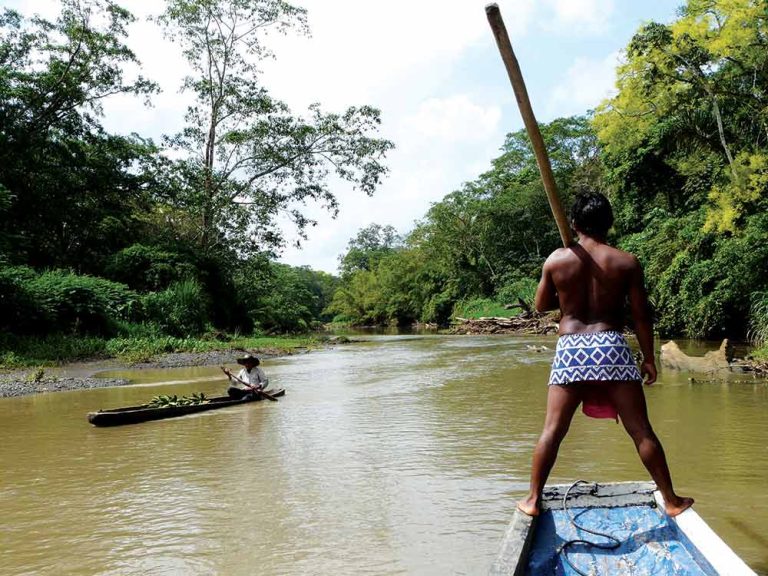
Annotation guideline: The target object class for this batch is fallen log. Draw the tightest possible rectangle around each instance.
[660,339,733,373]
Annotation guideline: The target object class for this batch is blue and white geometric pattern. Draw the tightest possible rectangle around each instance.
[549,331,641,385]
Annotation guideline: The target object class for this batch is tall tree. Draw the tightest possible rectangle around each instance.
[594,0,768,233]
[593,0,768,338]
[0,1,159,270]
[159,0,393,255]
[338,223,400,277]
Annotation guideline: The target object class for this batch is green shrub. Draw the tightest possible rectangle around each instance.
[0,266,139,335]
[27,271,140,335]
[0,266,43,333]
[113,320,164,339]
[749,292,768,347]
[104,335,189,363]
[235,261,321,333]
[142,279,210,337]
[0,351,23,368]
[496,278,538,313]
[622,211,768,338]
[105,244,198,291]
[421,289,455,325]
[0,334,109,366]
[256,290,312,333]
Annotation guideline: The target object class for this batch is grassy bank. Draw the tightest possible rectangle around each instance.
[750,345,768,361]
[452,298,520,320]
[0,334,319,369]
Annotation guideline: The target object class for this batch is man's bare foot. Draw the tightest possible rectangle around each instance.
[665,496,694,517]
[516,495,540,517]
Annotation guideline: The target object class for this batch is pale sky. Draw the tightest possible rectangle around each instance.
[8,0,678,273]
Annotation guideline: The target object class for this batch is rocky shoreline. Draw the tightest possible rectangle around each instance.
[0,341,346,399]
[0,374,131,398]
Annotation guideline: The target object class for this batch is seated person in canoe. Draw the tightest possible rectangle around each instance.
[517,192,694,518]
[224,354,269,400]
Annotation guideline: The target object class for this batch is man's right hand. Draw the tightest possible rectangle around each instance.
[641,360,657,385]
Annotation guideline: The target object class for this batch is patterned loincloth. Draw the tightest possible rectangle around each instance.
[548,331,642,421]
[549,331,641,385]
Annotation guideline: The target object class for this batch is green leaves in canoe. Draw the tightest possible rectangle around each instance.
[147,393,209,408]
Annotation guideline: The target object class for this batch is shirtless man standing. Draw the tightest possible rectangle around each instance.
[517,192,694,518]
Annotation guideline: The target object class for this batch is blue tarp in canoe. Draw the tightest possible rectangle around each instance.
[490,481,756,576]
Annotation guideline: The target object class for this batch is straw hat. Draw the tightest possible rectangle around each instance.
[236,354,260,366]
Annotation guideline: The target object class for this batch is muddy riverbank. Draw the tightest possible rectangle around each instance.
[0,338,354,398]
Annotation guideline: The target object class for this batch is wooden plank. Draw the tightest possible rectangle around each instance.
[654,491,758,576]
[489,509,536,576]
[540,481,657,510]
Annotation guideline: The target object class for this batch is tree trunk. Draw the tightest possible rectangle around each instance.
[692,65,736,176]
[709,90,735,171]
[201,111,218,252]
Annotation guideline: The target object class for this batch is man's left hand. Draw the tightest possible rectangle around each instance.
[641,360,657,385]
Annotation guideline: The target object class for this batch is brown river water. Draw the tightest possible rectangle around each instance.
[1,335,767,575]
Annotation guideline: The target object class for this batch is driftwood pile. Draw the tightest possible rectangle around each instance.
[449,314,558,335]
[744,359,768,377]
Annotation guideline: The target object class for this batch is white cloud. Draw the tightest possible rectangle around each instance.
[402,95,501,145]
[542,0,615,32]
[259,1,522,272]
[99,14,193,139]
[18,0,58,18]
[548,51,620,117]
[260,0,537,111]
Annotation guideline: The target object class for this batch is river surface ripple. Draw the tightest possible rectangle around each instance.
[1,335,767,575]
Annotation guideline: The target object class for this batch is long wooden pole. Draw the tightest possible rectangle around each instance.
[485,3,573,247]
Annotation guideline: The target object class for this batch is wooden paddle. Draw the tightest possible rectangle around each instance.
[220,366,279,402]
[485,3,573,248]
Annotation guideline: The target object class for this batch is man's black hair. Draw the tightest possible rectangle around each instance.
[570,192,614,238]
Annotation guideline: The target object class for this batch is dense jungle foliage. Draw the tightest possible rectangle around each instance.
[0,0,386,355]
[331,0,768,346]
[2,0,768,361]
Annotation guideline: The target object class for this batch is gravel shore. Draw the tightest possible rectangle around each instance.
[0,342,335,399]
[0,373,130,398]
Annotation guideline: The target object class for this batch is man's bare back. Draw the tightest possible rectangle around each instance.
[535,237,643,335]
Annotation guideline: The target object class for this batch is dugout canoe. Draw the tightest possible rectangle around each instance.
[87,389,286,427]
[490,481,757,576]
